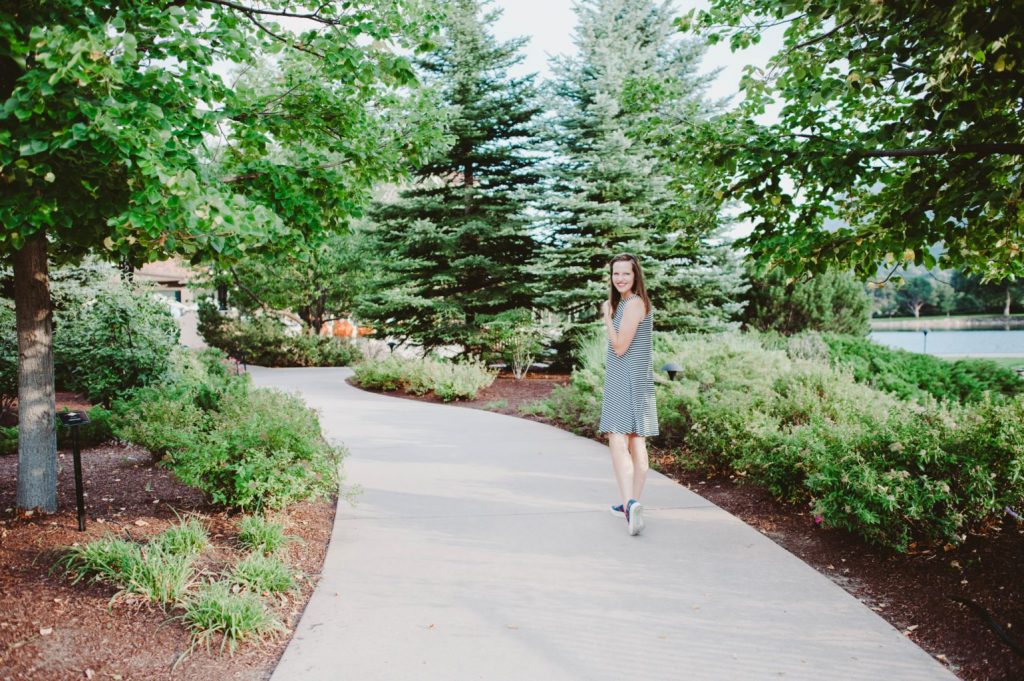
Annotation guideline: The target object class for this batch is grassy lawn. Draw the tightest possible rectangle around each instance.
[942,356,1024,370]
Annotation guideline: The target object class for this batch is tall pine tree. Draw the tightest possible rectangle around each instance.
[540,0,746,338]
[359,0,543,353]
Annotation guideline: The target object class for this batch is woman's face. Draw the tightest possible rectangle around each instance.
[611,261,635,296]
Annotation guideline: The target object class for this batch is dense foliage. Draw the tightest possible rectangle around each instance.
[533,331,1024,551]
[822,334,1024,404]
[1,0,446,510]
[53,282,180,403]
[197,301,362,368]
[742,268,871,335]
[677,1,1024,281]
[113,349,342,511]
[359,0,543,352]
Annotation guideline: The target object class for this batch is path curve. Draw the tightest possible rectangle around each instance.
[251,367,956,681]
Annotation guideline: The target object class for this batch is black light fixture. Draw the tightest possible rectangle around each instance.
[387,340,398,353]
[57,410,90,531]
[922,328,928,354]
[661,362,683,381]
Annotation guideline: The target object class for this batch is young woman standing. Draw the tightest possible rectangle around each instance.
[599,253,658,536]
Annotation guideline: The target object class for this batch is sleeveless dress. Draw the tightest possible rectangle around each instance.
[599,295,659,436]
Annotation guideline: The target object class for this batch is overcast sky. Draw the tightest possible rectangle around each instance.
[489,0,785,117]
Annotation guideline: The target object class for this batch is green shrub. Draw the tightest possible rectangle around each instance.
[352,356,419,392]
[543,329,1024,551]
[353,356,496,401]
[112,384,210,460]
[0,303,15,421]
[54,282,179,404]
[183,387,340,511]
[229,554,295,594]
[112,348,341,511]
[182,580,284,653]
[0,425,16,456]
[238,515,290,555]
[823,334,1024,403]
[198,301,362,367]
[430,359,496,401]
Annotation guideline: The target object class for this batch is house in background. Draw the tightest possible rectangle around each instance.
[136,259,205,348]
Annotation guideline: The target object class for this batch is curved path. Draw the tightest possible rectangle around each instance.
[251,367,956,681]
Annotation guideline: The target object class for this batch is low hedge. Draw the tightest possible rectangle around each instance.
[113,349,342,511]
[823,333,1024,404]
[352,356,496,401]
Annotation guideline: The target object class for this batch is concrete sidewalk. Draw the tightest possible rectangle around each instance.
[250,367,956,681]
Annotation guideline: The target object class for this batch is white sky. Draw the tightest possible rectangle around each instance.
[490,0,786,117]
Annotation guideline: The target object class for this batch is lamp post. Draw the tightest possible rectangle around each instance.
[923,329,928,354]
[57,410,90,531]
[387,340,397,354]
[661,362,683,381]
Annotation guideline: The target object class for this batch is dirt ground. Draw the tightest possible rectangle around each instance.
[366,373,1024,681]
[0,441,335,681]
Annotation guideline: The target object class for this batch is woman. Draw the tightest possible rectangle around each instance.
[599,253,658,536]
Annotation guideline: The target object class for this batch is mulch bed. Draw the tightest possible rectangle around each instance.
[0,439,335,680]
[365,372,1024,681]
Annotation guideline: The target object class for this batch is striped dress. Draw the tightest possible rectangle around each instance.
[599,294,659,437]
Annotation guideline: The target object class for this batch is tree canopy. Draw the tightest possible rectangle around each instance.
[540,0,746,338]
[1,0,447,511]
[677,0,1024,282]
[359,0,543,352]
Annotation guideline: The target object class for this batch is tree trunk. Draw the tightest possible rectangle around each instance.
[1004,285,1011,318]
[12,231,57,513]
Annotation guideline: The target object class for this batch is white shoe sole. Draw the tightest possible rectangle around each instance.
[628,502,644,536]
[610,506,625,519]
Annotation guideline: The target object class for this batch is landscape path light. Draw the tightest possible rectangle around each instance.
[661,362,683,381]
[57,410,90,531]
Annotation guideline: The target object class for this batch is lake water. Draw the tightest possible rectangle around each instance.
[869,330,1024,356]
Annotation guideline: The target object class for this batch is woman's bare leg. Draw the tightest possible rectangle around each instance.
[607,433,634,508]
[627,435,649,500]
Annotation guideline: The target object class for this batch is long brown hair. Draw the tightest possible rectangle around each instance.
[608,253,652,316]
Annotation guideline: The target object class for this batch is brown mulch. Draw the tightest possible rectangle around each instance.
[366,373,1024,681]
[0,441,335,681]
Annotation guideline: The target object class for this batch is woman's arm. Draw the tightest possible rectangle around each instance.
[604,298,645,356]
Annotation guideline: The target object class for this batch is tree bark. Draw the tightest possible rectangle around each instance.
[12,231,57,513]
[1004,285,1012,318]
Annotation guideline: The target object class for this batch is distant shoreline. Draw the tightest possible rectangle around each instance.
[870,316,1024,331]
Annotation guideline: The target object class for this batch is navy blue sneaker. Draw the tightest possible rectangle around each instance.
[626,499,645,536]
[610,503,625,519]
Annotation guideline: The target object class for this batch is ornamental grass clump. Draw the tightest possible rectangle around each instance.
[229,553,296,594]
[58,532,196,606]
[181,580,285,654]
[238,515,291,555]
[152,516,209,557]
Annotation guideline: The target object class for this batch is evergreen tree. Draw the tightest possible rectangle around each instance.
[539,0,744,339]
[359,0,543,353]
